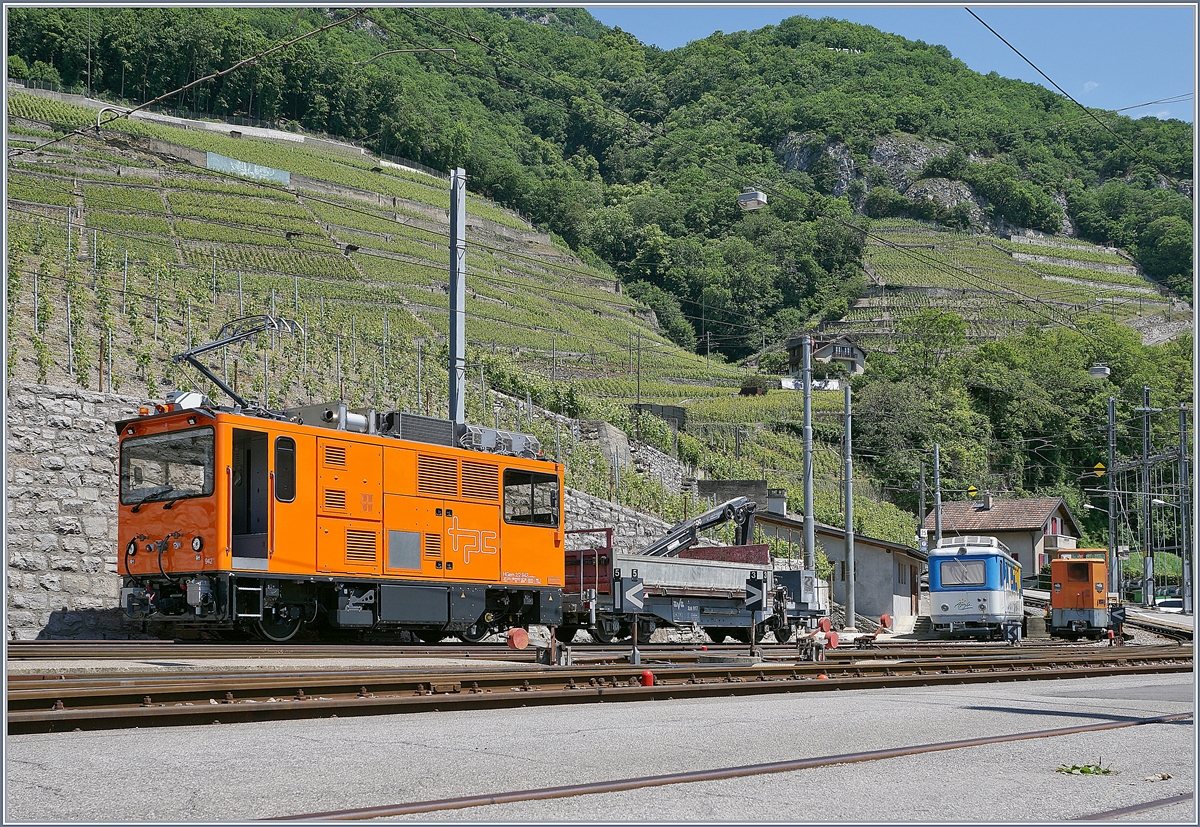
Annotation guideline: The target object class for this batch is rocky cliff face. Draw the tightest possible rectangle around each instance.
[775,131,1079,238]
[775,132,858,197]
[866,134,953,194]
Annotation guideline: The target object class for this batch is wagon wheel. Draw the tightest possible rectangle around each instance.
[590,618,625,644]
[636,618,656,641]
[252,612,303,643]
[772,624,796,644]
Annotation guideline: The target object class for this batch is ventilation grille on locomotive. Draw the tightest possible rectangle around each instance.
[417,455,458,498]
[399,413,457,447]
[324,489,347,510]
[323,444,347,468]
[345,529,377,564]
[424,533,442,559]
[461,461,499,500]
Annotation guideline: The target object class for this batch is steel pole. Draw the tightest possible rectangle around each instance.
[1108,396,1118,596]
[1180,405,1192,615]
[448,168,467,426]
[802,334,815,571]
[844,384,855,631]
[933,443,943,549]
[1142,387,1154,607]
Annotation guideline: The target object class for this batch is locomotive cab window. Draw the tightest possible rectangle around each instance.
[1067,562,1089,582]
[503,469,559,527]
[275,436,296,502]
[120,427,215,505]
[939,558,986,587]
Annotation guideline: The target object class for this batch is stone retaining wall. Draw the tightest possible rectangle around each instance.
[1008,250,1139,275]
[6,382,141,639]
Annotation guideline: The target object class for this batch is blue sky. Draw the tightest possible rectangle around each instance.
[584,5,1196,123]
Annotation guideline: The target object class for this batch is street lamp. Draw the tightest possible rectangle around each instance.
[1088,363,1111,380]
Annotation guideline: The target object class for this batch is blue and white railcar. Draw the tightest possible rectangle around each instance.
[928,536,1024,639]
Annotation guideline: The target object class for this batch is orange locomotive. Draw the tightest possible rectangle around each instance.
[118,396,564,642]
[1047,550,1111,640]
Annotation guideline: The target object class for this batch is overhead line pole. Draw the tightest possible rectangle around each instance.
[1107,396,1118,597]
[1139,387,1158,607]
[1180,405,1192,615]
[802,334,815,571]
[844,383,855,631]
[448,167,467,426]
[933,444,943,549]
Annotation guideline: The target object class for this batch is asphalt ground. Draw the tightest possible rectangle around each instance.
[4,670,1194,823]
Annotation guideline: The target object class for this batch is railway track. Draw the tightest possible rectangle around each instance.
[8,645,1190,734]
[4,635,1150,662]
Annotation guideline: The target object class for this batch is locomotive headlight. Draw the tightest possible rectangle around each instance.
[940,603,950,612]
[125,540,137,557]
[191,536,203,552]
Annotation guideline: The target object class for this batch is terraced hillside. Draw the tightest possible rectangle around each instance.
[6,89,920,546]
[838,219,1189,350]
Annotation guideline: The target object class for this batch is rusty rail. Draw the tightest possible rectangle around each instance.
[267,713,1194,820]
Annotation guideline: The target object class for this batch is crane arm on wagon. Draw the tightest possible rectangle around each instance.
[636,496,757,557]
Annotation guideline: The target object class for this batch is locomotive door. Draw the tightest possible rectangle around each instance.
[230,428,268,570]
[268,432,318,574]
[445,500,500,583]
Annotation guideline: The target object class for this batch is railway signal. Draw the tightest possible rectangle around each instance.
[744,576,765,613]
[613,569,644,665]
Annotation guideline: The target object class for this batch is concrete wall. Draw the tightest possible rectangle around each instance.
[696,480,768,510]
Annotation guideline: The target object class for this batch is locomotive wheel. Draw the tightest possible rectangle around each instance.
[459,622,493,644]
[251,613,303,643]
[557,625,580,644]
[772,624,795,644]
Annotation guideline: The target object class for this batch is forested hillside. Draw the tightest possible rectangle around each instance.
[5,7,1193,558]
[8,6,1192,361]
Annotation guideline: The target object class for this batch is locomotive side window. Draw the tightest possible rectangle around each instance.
[275,437,296,503]
[939,558,986,587]
[503,469,559,527]
[120,427,214,505]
